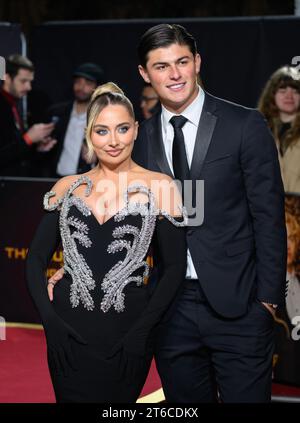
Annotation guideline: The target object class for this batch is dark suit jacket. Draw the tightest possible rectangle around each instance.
[133,91,287,318]
[0,91,32,176]
[43,101,93,177]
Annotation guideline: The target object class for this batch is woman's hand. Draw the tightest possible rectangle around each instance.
[47,267,65,301]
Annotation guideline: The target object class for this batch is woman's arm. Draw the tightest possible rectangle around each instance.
[26,176,74,320]
[26,210,61,322]
[26,179,87,375]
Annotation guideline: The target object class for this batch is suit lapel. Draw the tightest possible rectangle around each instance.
[190,93,218,180]
[147,92,218,180]
[147,112,173,177]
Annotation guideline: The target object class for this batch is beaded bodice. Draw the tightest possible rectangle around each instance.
[43,175,186,313]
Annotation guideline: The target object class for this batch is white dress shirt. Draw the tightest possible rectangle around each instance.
[57,103,86,176]
[161,86,205,279]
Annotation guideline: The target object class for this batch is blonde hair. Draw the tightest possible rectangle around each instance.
[85,82,135,159]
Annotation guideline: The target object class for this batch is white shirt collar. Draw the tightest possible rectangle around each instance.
[161,86,205,130]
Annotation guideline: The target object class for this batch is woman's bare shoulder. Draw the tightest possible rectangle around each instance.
[46,174,80,206]
[134,169,182,215]
[132,166,174,184]
[50,174,80,195]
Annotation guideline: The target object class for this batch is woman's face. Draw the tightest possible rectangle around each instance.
[274,86,300,116]
[90,104,138,165]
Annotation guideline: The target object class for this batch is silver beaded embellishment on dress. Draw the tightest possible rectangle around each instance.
[43,190,64,211]
[44,175,96,311]
[100,184,187,313]
[43,176,187,313]
[100,185,156,313]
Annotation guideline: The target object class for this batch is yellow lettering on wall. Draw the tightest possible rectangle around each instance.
[52,251,63,262]
[14,248,27,259]
[3,246,63,263]
[4,247,14,258]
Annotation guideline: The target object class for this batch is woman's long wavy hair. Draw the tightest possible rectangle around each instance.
[258,66,300,148]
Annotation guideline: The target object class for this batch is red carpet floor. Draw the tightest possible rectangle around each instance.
[272,383,300,398]
[2,324,300,403]
[0,325,163,403]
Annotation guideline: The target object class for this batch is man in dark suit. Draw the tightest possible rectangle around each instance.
[133,24,287,402]
[45,63,105,177]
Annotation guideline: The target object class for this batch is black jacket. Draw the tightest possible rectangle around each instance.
[43,101,93,177]
[133,91,287,318]
[0,91,32,176]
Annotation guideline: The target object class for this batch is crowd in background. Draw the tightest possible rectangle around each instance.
[1,54,300,197]
[0,55,161,179]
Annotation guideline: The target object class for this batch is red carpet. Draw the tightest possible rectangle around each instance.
[2,324,299,403]
[0,324,163,403]
[272,383,300,398]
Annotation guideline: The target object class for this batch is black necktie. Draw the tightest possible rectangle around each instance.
[170,115,189,184]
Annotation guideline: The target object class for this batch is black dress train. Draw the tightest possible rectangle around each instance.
[26,175,187,402]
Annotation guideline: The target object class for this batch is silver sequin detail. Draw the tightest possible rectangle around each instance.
[43,190,64,211]
[100,184,187,313]
[43,176,187,313]
[44,175,96,311]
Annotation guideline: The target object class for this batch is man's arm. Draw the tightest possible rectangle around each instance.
[240,110,287,306]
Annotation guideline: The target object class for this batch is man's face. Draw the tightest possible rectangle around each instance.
[138,43,201,114]
[73,77,97,103]
[5,68,34,98]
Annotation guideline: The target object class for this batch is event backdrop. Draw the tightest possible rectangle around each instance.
[30,16,300,119]
[0,23,23,58]
[0,177,60,323]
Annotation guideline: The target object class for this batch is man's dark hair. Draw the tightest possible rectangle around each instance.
[6,54,34,79]
[138,24,197,68]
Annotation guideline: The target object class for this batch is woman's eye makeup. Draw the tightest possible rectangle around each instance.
[94,125,130,135]
[118,126,129,133]
[95,128,108,135]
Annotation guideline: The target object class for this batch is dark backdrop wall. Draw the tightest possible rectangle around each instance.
[30,16,300,120]
[0,178,60,324]
[0,0,295,37]
[0,23,23,57]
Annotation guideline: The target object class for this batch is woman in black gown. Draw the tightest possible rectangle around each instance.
[26,82,187,402]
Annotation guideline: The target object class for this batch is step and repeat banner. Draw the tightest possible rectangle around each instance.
[0,178,60,323]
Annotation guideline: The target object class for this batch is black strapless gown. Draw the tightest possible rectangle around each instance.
[50,206,152,402]
[26,178,187,403]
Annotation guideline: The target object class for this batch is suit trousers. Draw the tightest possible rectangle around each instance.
[155,279,275,403]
